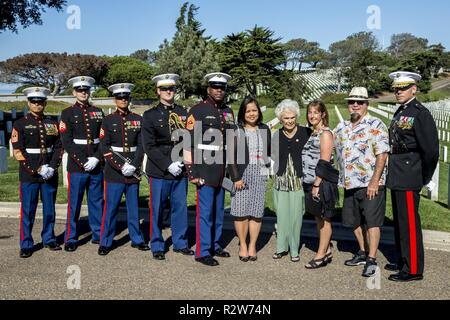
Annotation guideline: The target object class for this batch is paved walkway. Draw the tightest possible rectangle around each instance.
[0,217,449,300]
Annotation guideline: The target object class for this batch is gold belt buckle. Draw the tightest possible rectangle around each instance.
[124,147,130,153]
[88,139,93,145]
[41,148,47,154]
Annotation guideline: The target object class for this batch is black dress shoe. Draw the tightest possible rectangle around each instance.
[19,248,33,258]
[214,248,231,258]
[45,242,62,251]
[91,240,100,245]
[385,262,402,272]
[98,246,111,256]
[64,243,77,252]
[388,272,423,282]
[196,256,219,266]
[131,243,150,251]
[174,248,194,255]
[153,252,165,260]
[239,256,249,262]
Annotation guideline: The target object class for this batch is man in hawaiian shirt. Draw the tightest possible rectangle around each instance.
[334,87,390,278]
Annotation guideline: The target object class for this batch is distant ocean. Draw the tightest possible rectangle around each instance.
[0,89,13,94]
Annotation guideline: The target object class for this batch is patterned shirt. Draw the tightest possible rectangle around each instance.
[334,114,390,190]
[302,127,333,185]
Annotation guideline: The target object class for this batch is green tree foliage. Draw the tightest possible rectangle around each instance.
[155,2,219,98]
[0,53,109,95]
[102,56,156,100]
[283,38,322,71]
[0,0,66,33]
[218,26,286,97]
[325,32,380,93]
[130,49,156,65]
[387,33,429,59]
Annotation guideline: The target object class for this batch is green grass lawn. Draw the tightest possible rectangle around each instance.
[1,156,449,232]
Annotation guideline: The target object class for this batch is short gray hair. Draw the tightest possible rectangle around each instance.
[275,99,300,120]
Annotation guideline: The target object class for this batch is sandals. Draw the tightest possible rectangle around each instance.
[249,256,257,262]
[272,251,288,260]
[305,256,328,269]
[239,256,249,262]
[291,256,300,263]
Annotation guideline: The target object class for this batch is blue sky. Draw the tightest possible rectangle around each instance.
[0,0,448,62]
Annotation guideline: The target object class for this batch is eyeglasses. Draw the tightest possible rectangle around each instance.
[159,86,177,92]
[347,100,366,106]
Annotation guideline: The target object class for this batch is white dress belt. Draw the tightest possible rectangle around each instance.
[73,138,100,145]
[26,148,53,154]
[111,146,137,152]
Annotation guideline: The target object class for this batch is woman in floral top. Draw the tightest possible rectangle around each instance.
[271,99,311,262]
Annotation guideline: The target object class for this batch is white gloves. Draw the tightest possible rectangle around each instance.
[426,181,436,192]
[84,157,100,172]
[38,165,55,180]
[168,161,184,177]
[121,163,136,177]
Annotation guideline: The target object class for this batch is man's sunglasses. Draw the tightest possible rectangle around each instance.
[347,100,366,105]
[159,86,177,92]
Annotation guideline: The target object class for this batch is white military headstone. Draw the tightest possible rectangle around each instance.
[62,152,69,187]
[427,163,440,201]
[266,118,280,130]
[143,154,148,175]
[335,105,344,123]
[9,139,13,157]
[260,106,267,113]
[0,146,7,173]
[444,146,448,163]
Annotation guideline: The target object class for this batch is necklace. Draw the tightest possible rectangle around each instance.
[283,126,297,139]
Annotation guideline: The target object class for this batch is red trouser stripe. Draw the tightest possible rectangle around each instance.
[100,181,107,241]
[149,178,153,241]
[65,173,71,242]
[19,183,24,241]
[406,191,418,275]
[195,187,200,258]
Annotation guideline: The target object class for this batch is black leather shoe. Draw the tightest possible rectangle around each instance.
[153,252,165,260]
[64,243,77,252]
[385,262,402,272]
[214,248,231,258]
[98,246,110,256]
[45,242,62,251]
[91,240,100,245]
[131,243,150,251]
[20,248,33,258]
[388,272,423,282]
[196,256,219,266]
[174,248,194,255]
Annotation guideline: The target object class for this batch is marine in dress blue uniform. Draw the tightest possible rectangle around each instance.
[184,72,236,266]
[12,87,63,258]
[59,76,104,252]
[142,74,193,260]
[386,72,439,282]
[97,83,149,255]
